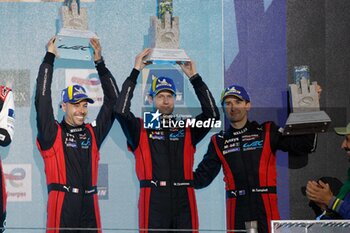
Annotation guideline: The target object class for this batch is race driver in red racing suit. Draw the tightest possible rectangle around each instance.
[193,84,318,233]
[35,37,119,233]
[115,49,220,232]
[0,85,15,232]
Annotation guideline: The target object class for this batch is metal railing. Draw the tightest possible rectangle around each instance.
[272,220,350,233]
[0,227,248,232]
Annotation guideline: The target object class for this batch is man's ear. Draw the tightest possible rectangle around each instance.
[61,102,67,113]
[246,102,251,111]
[147,96,153,105]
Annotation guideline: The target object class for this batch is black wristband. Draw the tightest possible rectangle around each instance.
[189,73,203,86]
[94,56,104,66]
[43,52,55,66]
[129,69,140,84]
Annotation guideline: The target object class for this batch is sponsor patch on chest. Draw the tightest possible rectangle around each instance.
[65,133,77,148]
[149,131,165,140]
[242,140,263,151]
[81,138,91,149]
[224,142,240,149]
[224,137,239,144]
[242,134,259,141]
[223,147,240,155]
[169,129,184,141]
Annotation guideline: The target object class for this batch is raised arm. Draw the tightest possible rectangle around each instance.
[178,61,220,146]
[89,38,120,149]
[114,49,152,151]
[35,37,58,150]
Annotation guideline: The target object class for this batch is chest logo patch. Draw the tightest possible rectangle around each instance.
[149,131,165,140]
[242,140,263,151]
[169,129,185,141]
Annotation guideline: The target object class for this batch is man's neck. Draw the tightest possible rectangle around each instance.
[230,118,248,130]
[63,117,82,128]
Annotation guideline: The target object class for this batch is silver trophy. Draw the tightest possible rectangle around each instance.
[283,66,331,135]
[60,0,86,30]
[56,0,98,61]
[145,0,190,63]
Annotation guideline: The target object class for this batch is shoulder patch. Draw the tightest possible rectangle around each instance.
[8,109,15,118]
[216,130,225,138]
[91,120,97,127]
[0,86,11,102]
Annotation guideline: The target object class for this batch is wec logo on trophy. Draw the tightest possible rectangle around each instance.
[57,44,90,51]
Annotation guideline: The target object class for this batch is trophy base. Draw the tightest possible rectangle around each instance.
[57,28,98,61]
[145,48,191,63]
[283,110,331,135]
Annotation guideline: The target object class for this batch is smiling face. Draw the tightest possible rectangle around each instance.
[151,90,175,115]
[61,100,88,127]
[342,134,350,157]
[223,95,251,128]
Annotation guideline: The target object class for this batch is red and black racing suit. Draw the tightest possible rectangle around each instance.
[35,52,119,233]
[194,121,317,233]
[0,86,15,232]
[115,69,219,232]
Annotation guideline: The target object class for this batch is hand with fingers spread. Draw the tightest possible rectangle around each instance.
[46,37,58,57]
[134,48,152,71]
[177,60,197,79]
[306,180,333,206]
[90,38,102,61]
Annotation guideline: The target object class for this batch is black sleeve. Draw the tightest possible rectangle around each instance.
[189,74,220,146]
[114,69,141,151]
[92,60,120,149]
[193,135,222,189]
[269,121,317,154]
[35,52,58,151]
[0,129,11,147]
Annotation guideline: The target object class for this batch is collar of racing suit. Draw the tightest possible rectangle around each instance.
[61,118,86,134]
[228,120,259,136]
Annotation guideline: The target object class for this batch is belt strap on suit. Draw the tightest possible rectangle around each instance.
[226,186,277,198]
[140,180,193,188]
[48,183,98,195]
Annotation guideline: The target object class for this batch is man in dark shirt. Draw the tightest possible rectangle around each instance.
[0,85,15,232]
[35,37,119,233]
[194,84,318,233]
[115,48,219,232]
[306,123,350,219]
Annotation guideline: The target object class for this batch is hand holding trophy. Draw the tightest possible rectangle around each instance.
[46,36,58,57]
[283,65,331,135]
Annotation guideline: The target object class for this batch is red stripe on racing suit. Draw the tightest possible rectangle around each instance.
[37,124,101,233]
[132,121,198,232]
